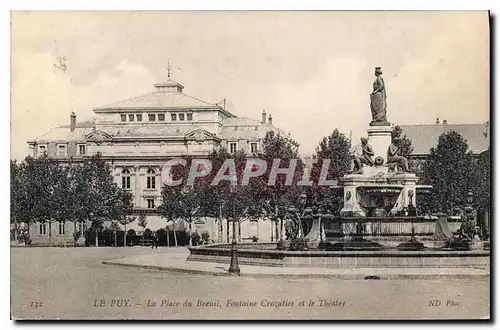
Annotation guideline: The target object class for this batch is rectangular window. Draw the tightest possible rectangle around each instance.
[171,114,177,121]
[179,113,185,121]
[250,142,258,154]
[78,144,86,155]
[229,142,238,153]
[158,114,165,121]
[58,144,67,156]
[148,114,156,121]
[38,145,46,155]
[147,199,155,209]
[121,114,127,122]
[58,222,65,235]
[128,114,135,122]
[39,223,46,235]
[147,177,156,189]
[122,176,131,189]
[187,113,193,121]
[136,114,143,122]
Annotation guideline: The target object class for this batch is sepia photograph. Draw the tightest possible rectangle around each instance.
[9,10,490,320]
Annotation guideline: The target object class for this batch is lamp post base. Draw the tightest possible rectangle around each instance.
[228,246,240,275]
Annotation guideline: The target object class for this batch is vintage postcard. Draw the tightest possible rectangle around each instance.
[10,11,490,320]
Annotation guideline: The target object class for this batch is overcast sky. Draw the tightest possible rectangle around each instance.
[11,11,489,160]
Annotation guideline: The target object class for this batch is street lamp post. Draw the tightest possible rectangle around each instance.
[298,193,307,238]
[228,184,240,275]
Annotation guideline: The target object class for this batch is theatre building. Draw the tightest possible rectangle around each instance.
[26,75,284,246]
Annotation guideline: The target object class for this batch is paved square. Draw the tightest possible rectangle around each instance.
[11,247,490,320]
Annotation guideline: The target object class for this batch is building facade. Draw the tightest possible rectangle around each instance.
[26,76,284,245]
[400,119,490,174]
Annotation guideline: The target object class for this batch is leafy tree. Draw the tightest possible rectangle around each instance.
[108,221,121,247]
[159,185,203,247]
[74,153,123,246]
[312,129,351,214]
[256,131,304,240]
[22,155,65,246]
[10,160,27,245]
[137,212,148,230]
[473,148,490,235]
[114,189,135,246]
[315,129,351,178]
[420,131,477,214]
[15,153,129,247]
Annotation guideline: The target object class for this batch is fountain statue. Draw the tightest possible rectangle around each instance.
[370,67,390,126]
[351,137,375,173]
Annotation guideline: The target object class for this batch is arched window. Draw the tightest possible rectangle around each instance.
[147,168,156,189]
[121,168,131,189]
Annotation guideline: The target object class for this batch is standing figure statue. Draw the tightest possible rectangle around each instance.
[387,137,410,172]
[370,67,389,126]
[351,137,375,173]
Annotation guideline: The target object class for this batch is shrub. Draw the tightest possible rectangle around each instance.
[191,231,202,246]
[201,231,210,245]
[84,228,97,247]
[156,228,167,246]
[289,237,308,251]
[73,230,82,243]
[143,228,153,238]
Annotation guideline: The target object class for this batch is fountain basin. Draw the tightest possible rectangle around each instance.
[187,243,490,268]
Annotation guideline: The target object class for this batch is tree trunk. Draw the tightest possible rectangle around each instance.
[48,219,52,247]
[14,218,18,246]
[166,227,170,247]
[226,218,230,243]
[270,217,273,242]
[114,230,117,247]
[218,204,223,243]
[124,223,127,247]
[275,204,279,241]
[188,220,193,247]
[173,227,178,247]
[26,223,30,245]
[73,220,77,246]
[95,232,99,247]
[238,219,241,243]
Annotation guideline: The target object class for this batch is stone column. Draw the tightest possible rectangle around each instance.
[339,176,366,217]
[388,174,419,215]
[134,166,141,207]
[367,125,392,164]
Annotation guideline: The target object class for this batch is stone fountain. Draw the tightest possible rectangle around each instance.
[187,66,489,269]
[303,66,426,251]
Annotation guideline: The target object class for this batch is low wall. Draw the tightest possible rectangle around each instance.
[188,244,490,268]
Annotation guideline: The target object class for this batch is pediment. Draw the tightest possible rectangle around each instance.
[185,129,217,142]
[85,130,113,143]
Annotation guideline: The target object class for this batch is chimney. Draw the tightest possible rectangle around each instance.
[442,119,448,125]
[436,118,440,124]
[268,114,273,125]
[261,110,266,124]
[70,111,76,132]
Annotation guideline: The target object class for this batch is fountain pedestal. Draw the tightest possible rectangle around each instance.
[367,125,392,164]
[340,169,419,217]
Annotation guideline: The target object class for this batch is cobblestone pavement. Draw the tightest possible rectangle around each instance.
[11,247,490,320]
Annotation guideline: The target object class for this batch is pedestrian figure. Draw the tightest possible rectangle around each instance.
[151,233,158,249]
